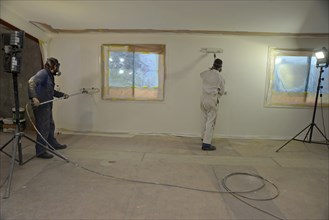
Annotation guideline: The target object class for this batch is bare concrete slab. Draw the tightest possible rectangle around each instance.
[1,132,328,220]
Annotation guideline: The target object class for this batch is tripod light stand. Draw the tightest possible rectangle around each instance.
[276,47,329,152]
[0,31,67,199]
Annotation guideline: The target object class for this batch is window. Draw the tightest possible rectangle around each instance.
[265,48,329,107]
[101,44,165,101]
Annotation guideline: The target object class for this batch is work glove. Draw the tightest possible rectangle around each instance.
[31,97,40,107]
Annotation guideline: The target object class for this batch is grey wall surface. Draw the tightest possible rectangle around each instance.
[0,23,42,129]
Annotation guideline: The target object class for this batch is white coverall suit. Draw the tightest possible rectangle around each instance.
[200,69,225,145]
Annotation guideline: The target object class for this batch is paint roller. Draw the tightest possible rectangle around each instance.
[200,48,223,59]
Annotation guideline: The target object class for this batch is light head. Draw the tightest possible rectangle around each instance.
[314,47,329,67]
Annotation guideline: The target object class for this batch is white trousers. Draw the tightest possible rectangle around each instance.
[200,95,219,144]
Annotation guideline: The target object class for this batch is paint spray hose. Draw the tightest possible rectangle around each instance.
[25,88,285,220]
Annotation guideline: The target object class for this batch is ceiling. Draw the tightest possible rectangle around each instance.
[1,0,328,35]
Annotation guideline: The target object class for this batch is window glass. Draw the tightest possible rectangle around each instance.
[265,48,329,107]
[102,44,165,101]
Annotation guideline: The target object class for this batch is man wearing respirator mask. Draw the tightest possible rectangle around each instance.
[200,58,226,151]
[28,57,69,159]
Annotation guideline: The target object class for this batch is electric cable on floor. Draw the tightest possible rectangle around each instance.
[8,98,285,220]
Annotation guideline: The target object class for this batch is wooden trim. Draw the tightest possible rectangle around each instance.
[31,21,329,38]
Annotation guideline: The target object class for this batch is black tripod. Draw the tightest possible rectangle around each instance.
[276,65,329,152]
[0,31,68,199]
[0,72,68,199]
[0,72,37,198]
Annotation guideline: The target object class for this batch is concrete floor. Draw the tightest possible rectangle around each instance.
[0,131,328,220]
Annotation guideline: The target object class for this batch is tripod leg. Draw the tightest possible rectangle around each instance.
[0,135,15,151]
[17,133,23,165]
[3,134,19,199]
[313,124,329,144]
[276,124,312,152]
[302,124,312,142]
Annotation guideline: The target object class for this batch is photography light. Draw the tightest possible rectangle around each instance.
[277,46,329,152]
[1,31,25,74]
[314,47,329,67]
[2,31,24,50]
[3,54,21,73]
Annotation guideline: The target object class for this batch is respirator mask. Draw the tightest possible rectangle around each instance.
[46,57,61,76]
[54,64,61,76]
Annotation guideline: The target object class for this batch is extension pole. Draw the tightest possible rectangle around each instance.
[39,91,82,106]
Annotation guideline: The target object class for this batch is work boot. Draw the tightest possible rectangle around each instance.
[53,144,67,150]
[202,143,216,151]
[36,151,54,159]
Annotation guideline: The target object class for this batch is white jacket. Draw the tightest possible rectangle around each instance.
[200,69,225,100]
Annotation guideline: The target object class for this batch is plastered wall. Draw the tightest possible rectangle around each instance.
[1,0,328,140]
[48,33,329,139]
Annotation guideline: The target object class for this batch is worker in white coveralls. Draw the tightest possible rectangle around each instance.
[200,58,225,151]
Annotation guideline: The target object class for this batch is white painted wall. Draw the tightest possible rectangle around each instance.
[49,33,329,139]
[1,0,328,140]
